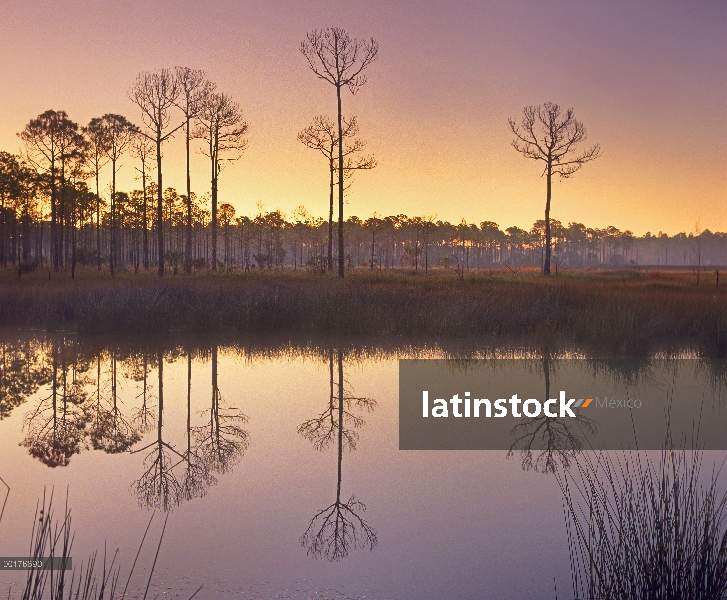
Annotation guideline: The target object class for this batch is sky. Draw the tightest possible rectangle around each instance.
[0,0,725,235]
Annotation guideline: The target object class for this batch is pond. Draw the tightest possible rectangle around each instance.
[0,335,724,600]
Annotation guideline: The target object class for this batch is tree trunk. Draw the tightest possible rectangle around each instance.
[328,155,334,272]
[185,117,192,274]
[336,347,344,504]
[544,157,552,275]
[95,156,101,271]
[157,128,164,277]
[71,200,76,278]
[142,166,148,270]
[336,85,345,278]
[371,229,375,270]
[211,156,218,271]
[110,159,116,277]
[50,161,57,272]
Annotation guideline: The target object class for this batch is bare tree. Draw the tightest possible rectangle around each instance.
[97,114,138,277]
[196,92,248,270]
[130,132,154,270]
[301,28,378,277]
[174,68,214,274]
[298,114,375,271]
[129,70,182,277]
[509,103,601,275]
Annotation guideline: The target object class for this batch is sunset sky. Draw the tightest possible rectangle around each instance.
[1,0,724,235]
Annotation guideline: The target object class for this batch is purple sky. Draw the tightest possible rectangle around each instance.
[1,0,725,233]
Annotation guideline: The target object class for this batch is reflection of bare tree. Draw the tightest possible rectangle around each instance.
[0,340,52,420]
[192,345,249,476]
[21,341,90,467]
[179,351,215,502]
[130,347,248,511]
[89,350,141,453]
[129,350,157,434]
[131,351,183,511]
[300,348,377,561]
[508,357,596,473]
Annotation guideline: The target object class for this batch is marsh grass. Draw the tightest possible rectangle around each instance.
[559,446,727,599]
[0,488,199,600]
[1,268,725,356]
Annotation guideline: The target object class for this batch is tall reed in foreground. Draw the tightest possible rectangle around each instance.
[0,489,200,600]
[558,447,727,599]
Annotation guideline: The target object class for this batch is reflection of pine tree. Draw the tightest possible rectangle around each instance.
[89,351,141,454]
[128,350,157,435]
[298,350,376,452]
[131,347,249,511]
[0,340,52,420]
[179,352,215,503]
[509,357,596,473]
[21,341,90,468]
[131,351,183,511]
[300,348,377,561]
[191,346,249,475]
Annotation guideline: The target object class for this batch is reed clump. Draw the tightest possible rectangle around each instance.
[0,488,197,600]
[559,447,727,599]
[1,268,725,356]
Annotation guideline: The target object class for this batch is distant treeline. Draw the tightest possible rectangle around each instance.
[0,165,723,273]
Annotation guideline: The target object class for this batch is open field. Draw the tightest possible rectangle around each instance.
[0,266,725,356]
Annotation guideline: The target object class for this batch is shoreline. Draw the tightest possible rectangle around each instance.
[1,268,725,357]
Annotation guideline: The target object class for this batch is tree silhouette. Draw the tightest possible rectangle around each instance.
[196,93,248,270]
[18,110,86,271]
[129,70,183,277]
[0,152,24,268]
[129,133,154,271]
[83,118,111,270]
[174,67,214,274]
[96,114,138,276]
[299,348,377,561]
[301,28,378,278]
[298,114,376,271]
[509,103,601,275]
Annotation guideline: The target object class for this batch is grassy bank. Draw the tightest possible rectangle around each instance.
[1,267,725,356]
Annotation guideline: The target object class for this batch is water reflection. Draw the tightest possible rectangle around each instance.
[130,346,249,510]
[21,340,89,467]
[0,340,51,420]
[89,350,140,453]
[6,338,251,511]
[2,335,726,599]
[130,350,183,510]
[508,357,597,473]
[299,348,378,561]
[191,345,249,476]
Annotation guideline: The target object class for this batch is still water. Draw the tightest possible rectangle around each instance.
[0,336,722,599]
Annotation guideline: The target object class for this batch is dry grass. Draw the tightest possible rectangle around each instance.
[1,267,725,356]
